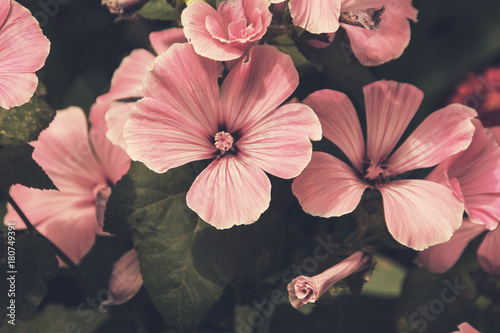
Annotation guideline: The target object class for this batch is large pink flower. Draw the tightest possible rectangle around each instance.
[292,81,477,250]
[0,0,50,108]
[181,0,272,61]
[4,103,131,264]
[426,119,500,229]
[124,43,321,229]
[287,251,371,309]
[280,0,417,66]
[97,28,187,149]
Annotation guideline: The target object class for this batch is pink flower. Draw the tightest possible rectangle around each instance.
[417,120,500,275]
[426,119,500,229]
[287,251,371,309]
[181,0,272,61]
[450,66,500,128]
[124,43,322,229]
[99,249,143,312]
[281,0,418,66]
[0,0,50,109]
[453,322,481,333]
[97,28,187,149]
[292,81,477,250]
[4,103,131,264]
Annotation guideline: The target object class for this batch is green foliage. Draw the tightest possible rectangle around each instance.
[0,91,56,190]
[266,33,318,75]
[137,0,177,21]
[105,162,287,331]
[0,234,58,327]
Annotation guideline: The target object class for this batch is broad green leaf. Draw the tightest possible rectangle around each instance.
[137,0,176,21]
[0,234,58,327]
[0,136,55,189]
[105,161,287,331]
[1,304,108,332]
[362,254,407,298]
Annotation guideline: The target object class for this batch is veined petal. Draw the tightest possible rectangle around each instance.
[220,45,298,132]
[105,102,135,151]
[5,185,99,265]
[304,89,365,171]
[288,0,341,34]
[237,103,321,179]
[31,107,107,192]
[97,49,155,102]
[182,1,244,61]
[88,102,131,184]
[186,157,271,229]
[364,81,424,165]
[124,98,216,174]
[149,28,187,55]
[478,225,500,275]
[380,179,465,250]
[292,152,368,217]
[388,104,477,176]
[415,219,486,273]
[144,43,220,135]
[0,72,38,109]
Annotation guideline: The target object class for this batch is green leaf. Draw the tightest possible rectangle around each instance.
[137,0,176,21]
[0,136,55,189]
[267,34,318,75]
[1,304,108,332]
[0,234,58,327]
[361,254,407,298]
[105,162,287,331]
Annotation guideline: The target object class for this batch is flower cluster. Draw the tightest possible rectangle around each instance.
[3,0,500,326]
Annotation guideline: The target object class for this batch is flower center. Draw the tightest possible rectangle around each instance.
[214,131,234,154]
[363,160,389,187]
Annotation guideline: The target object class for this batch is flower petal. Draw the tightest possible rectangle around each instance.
[288,0,341,34]
[124,98,216,173]
[186,157,271,229]
[341,0,417,66]
[220,45,298,132]
[149,28,187,55]
[97,49,155,102]
[31,107,107,192]
[388,104,477,176]
[181,1,244,61]
[304,89,365,171]
[415,219,486,273]
[478,225,500,275]
[5,185,99,265]
[237,103,321,178]
[292,152,368,217]
[0,72,38,109]
[144,43,220,135]
[379,179,465,250]
[364,81,424,165]
[105,102,135,151]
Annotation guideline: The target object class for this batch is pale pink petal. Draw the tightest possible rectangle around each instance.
[464,195,500,230]
[220,45,298,132]
[341,0,417,66]
[105,102,135,151]
[31,107,107,192]
[144,43,220,135]
[0,1,50,108]
[237,103,321,178]
[478,225,500,275]
[456,322,481,333]
[149,28,187,55]
[88,102,131,184]
[388,104,477,176]
[379,179,465,250]
[97,49,155,102]
[288,0,341,34]
[186,157,271,229]
[416,219,486,273]
[182,1,244,61]
[4,185,99,265]
[303,89,365,171]
[292,152,368,218]
[425,159,464,203]
[124,98,216,174]
[100,249,143,311]
[364,81,424,165]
